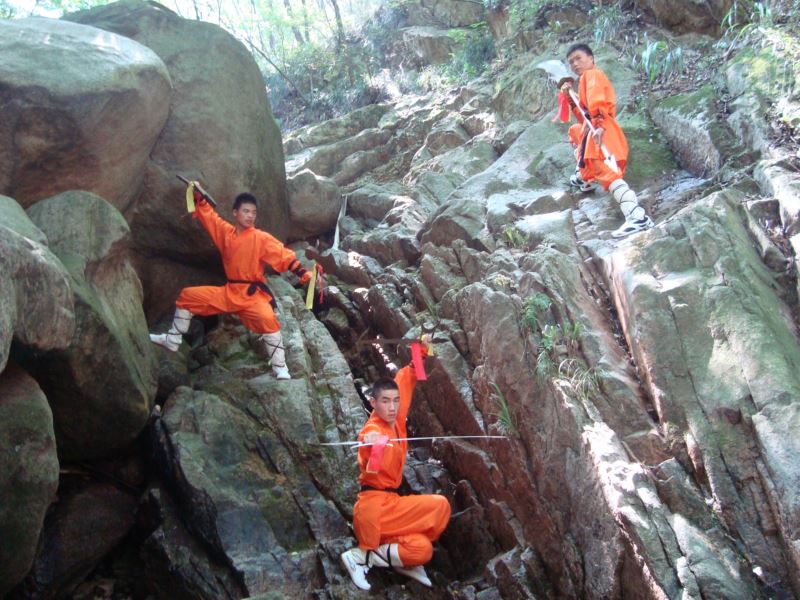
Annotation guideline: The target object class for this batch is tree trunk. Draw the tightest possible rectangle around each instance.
[283,0,306,44]
[327,0,345,51]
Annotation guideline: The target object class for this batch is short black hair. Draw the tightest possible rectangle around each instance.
[566,43,594,58]
[370,377,398,399]
[233,193,259,210]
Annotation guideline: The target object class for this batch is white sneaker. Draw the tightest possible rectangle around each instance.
[272,365,291,380]
[612,216,654,238]
[340,548,370,591]
[570,172,595,193]
[395,564,432,587]
[149,332,180,352]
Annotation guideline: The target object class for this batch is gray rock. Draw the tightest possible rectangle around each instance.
[10,480,138,599]
[287,169,341,240]
[23,191,156,460]
[634,0,733,34]
[0,199,74,373]
[598,190,800,591]
[0,17,171,211]
[0,362,59,596]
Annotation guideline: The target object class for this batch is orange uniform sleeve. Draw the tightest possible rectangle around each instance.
[394,364,417,426]
[581,69,616,129]
[193,200,234,251]
[258,232,299,273]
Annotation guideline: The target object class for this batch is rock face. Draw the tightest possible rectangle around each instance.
[66,0,288,318]
[0,17,171,211]
[0,362,59,596]
[0,195,75,373]
[22,191,156,460]
[599,190,800,593]
[11,479,139,599]
[147,278,365,597]
[634,0,734,34]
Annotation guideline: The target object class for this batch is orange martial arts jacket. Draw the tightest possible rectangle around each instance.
[175,200,305,333]
[571,66,629,187]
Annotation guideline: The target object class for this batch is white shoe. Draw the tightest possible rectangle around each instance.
[570,172,595,193]
[272,365,291,380]
[612,216,654,238]
[340,548,370,591]
[149,332,180,352]
[395,564,432,587]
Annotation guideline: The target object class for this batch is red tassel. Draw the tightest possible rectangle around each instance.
[366,434,389,473]
[411,342,427,381]
[556,92,571,123]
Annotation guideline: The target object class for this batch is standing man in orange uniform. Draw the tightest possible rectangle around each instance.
[340,351,451,590]
[561,43,654,237]
[149,190,311,379]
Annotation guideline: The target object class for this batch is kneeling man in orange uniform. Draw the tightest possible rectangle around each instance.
[340,353,451,590]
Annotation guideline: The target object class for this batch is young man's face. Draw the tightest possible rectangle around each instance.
[567,49,594,76]
[370,388,401,425]
[233,202,257,229]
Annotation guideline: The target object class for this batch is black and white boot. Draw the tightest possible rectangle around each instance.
[570,169,596,193]
[259,332,291,379]
[149,308,192,351]
[368,544,433,587]
[340,547,371,590]
[609,179,654,238]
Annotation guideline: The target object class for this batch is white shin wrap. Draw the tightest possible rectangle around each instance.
[609,179,646,221]
[368,543,403,569]
[172,308,192,334]
[259,332,286,368]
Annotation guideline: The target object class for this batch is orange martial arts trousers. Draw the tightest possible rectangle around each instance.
[176,284,280,334]
[353,491,451,567]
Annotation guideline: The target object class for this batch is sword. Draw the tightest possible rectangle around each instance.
[176,174,218,207]
[317,435,508,447]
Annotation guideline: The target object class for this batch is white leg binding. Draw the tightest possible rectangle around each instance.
[259,331,290,379]
[609,179,654,238]
[150,307,192,352]
[368,543,432,587]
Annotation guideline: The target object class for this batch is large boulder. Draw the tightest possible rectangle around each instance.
[21,191,156,460]
[287,169,342,241]
[0,195,74,373]
[66,0,289,317]
[402,0,486,28]
[0,362,59,596]
[0,17,171,211]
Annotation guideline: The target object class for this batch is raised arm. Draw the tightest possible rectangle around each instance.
[193,199,234,250]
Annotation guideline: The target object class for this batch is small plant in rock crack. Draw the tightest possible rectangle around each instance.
[521,292,553,333]
[489,381,517,436]
[503,224,530,249]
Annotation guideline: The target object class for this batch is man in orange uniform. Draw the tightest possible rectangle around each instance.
[149,190,311,379]
[561,43,654,237]
[340,355,451,590]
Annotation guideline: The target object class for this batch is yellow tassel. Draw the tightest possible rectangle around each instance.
[186,182,196,213]
[305,266,317,310]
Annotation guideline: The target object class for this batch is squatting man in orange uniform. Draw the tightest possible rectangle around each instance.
[150,189,311,379]
[340,350,451,590]
[561,43,654,237]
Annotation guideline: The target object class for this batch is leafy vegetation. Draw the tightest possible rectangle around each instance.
[489,381,517,435]
[503,224,530,248]
[521,293,552,333]
[637,37,686,85]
